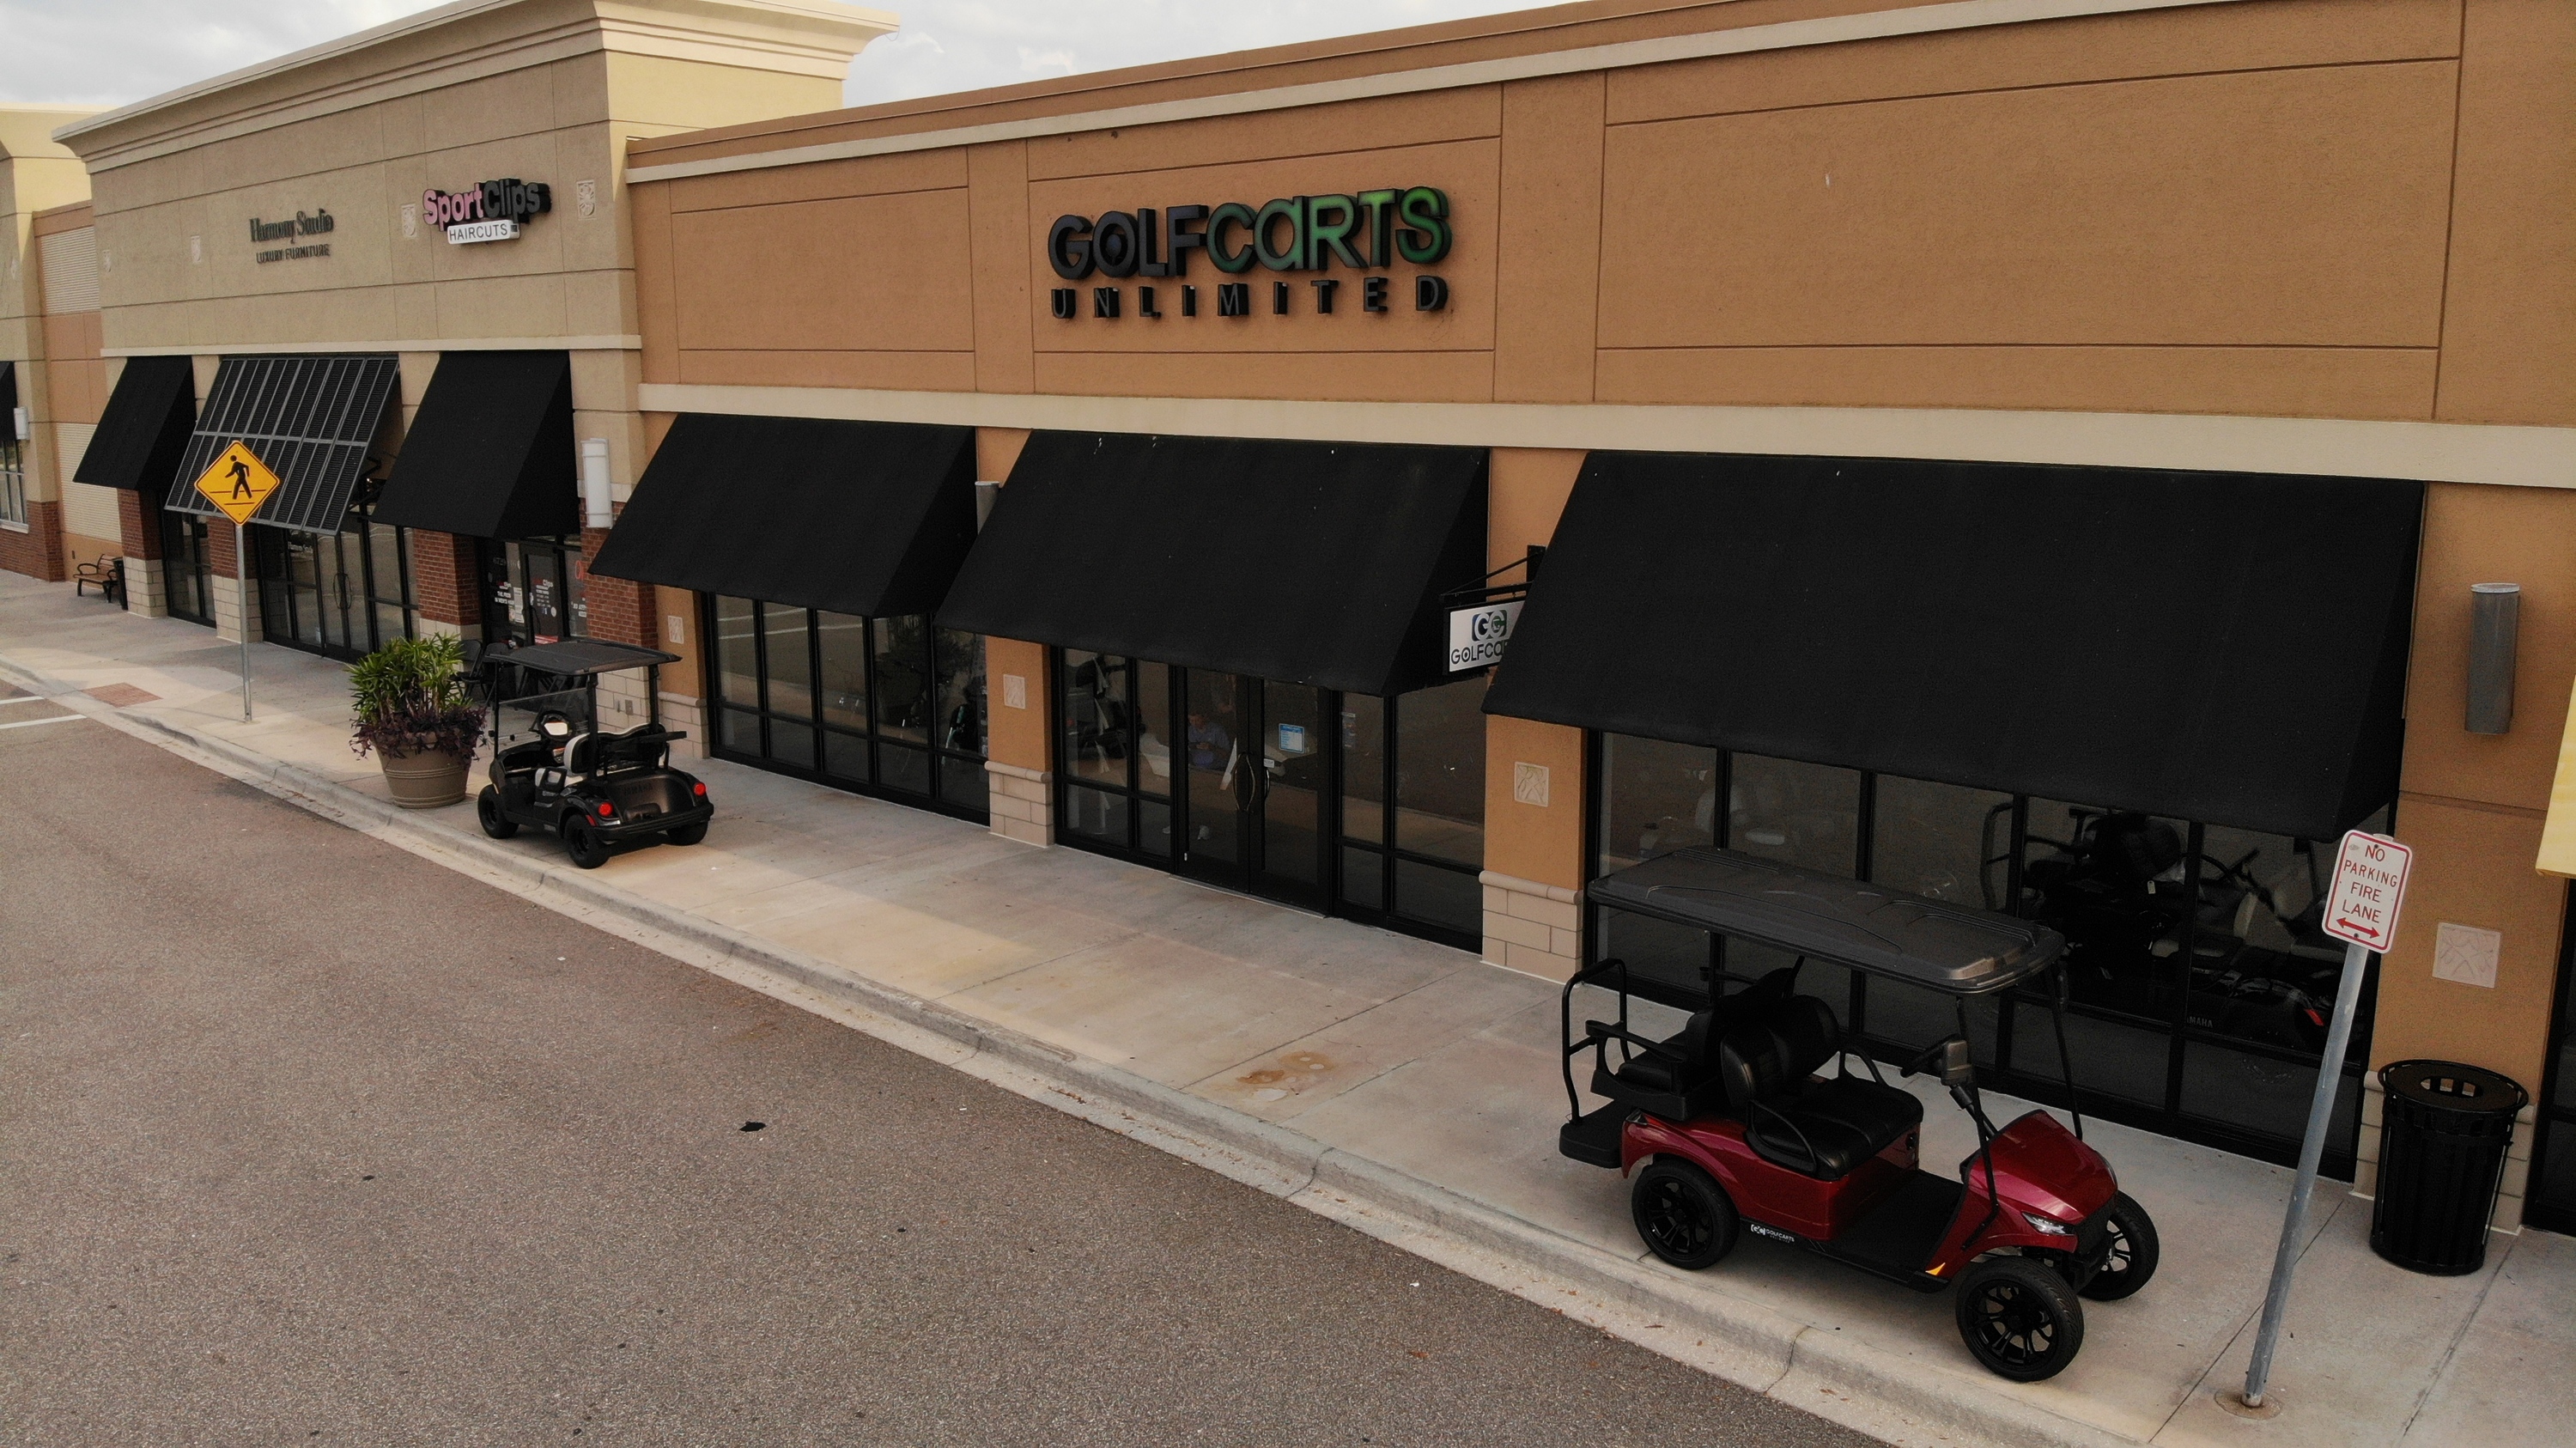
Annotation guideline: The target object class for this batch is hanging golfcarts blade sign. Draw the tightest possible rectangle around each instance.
[1559,849,2160,1383]
[1447,599,1522,672]
[2320,830,2412,950]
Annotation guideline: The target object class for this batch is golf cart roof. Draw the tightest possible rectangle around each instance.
[487,639,679,679]
[1587,848,2064,995]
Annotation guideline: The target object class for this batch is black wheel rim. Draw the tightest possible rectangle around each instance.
[2099,1221,2134,1281]
[1640,1177,1710,1258]
[1970,1278,2057,1368]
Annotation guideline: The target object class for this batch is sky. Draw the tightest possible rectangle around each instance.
[0,0,1542,113]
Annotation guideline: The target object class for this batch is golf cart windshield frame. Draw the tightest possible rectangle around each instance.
[1586,847,2066,997]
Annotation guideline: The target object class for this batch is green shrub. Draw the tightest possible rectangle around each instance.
[349,635,485,760]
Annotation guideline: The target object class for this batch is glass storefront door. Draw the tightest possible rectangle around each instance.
[253,497,417,662]
[159,510,216,627]
[479,537,586,647]
[1170,670,1326,910]
[1056,651,1483,948]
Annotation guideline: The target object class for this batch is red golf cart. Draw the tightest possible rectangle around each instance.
[1560,848,2159,1381]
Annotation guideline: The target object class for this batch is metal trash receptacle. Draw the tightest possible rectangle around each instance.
[2370,1060,2528,1275]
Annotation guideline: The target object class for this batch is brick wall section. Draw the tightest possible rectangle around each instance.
[580,526,649,646]
[407,530,478,629]
[0,501,70,581]
[116,488,165,559]
[207,519,234,574]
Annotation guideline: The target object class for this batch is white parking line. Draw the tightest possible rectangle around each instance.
[0,695,58,707]
[0,714,82,732]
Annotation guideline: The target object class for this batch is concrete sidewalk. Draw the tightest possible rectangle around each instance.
[6,573,2569,1448]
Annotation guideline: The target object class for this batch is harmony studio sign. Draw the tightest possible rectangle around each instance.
[423,178,553,245]
[1045,187,1453,320]
[249,209,334,264]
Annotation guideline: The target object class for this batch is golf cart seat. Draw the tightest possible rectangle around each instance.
[1586,1007,1728,1123]
[1720,995,1924,1180]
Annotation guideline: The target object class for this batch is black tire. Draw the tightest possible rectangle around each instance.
[665,820,710,847]
[1631,1157,1740,1270]
[476,788,518,840]
[562,818,611,870]
[2080,1192,2160,1301]
[1956,1256,2086,1382]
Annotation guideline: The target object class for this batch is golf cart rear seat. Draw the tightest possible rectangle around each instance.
[1720,997,1923,1180]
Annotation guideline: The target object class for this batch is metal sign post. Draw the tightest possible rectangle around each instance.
[191,441,285,723]
[2237,829,2413,1413]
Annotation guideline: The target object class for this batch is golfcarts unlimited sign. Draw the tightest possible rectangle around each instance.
[1044,186,1454,323]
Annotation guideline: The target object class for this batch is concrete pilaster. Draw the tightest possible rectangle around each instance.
[123,556,168,618]
[210,571,262,643]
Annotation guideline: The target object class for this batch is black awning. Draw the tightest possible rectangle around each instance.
[73,356,197,492]
[371,350,574,539]
[1,361,15,419]
[163,355,400,532]
[1485,453,2421,841]
[587,414,976,618]
[939,432,1486,697]
[1589,848,2064,995]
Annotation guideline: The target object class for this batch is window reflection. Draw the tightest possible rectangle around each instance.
[1591,731,2385,1171]
[1728,753,1860,876]
[1394,676,1485,869]
[708,595,987,818]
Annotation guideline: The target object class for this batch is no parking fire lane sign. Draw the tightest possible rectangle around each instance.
[2321,829,2413,951]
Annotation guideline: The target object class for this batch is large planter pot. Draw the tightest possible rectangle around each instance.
[380,750,472,809]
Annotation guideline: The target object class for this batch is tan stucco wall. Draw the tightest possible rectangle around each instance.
[58,0,889,502]
[632,0,2568,429]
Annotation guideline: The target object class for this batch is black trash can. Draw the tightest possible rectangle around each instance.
[2370,1060,2528,1275]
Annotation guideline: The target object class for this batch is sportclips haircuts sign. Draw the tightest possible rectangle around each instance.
[1046,187,1452,321]
[424,179,551,245]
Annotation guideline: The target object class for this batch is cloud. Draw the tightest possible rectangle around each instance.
[0,1,1534,112]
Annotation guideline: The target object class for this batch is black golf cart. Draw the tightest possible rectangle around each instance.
[469,638,713,869]
[1561,847,2159,1381]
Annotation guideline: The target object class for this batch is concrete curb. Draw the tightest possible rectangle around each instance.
[3,652,2141,1448]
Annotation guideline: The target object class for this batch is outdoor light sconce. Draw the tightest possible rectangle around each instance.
[2466,582,2519,734]
[10,405,27,441]
[975,479,1001,531]
[580,436,612,529]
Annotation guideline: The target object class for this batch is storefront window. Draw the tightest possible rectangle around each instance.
[0,436,26,527]
[253,493,417,661]
[1058,651,1482,947]
[159,511,214,626]
[1589,730,2381,1175]
[706,594,987,822]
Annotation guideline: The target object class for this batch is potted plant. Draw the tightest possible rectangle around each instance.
[350,635,486,808]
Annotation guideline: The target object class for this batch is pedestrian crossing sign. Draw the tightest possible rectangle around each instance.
[194,441,281,525]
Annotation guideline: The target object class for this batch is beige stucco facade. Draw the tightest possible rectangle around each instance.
[0,106,103,583]
[611,0,2576,1220]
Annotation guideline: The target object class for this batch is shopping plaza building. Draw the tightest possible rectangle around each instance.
[7,0,2575,1234]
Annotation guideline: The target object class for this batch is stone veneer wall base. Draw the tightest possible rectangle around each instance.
[1482,869,1582,980]
[987,760,1051,847]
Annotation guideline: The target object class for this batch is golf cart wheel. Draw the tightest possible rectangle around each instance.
[2080,1192,2160,1302]
[1956,1256,2086,1382]
[476,788,518,840]
[562,818,611,870]
[665,820,710,846]
[1631,1157,1739,1270]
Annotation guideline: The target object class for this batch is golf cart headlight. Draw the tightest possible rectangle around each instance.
[2022,1211,2074,1237]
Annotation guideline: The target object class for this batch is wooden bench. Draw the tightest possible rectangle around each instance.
[74,556,125,605]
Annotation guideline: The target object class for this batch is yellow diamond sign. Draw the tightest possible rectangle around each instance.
[193,441,283,526]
